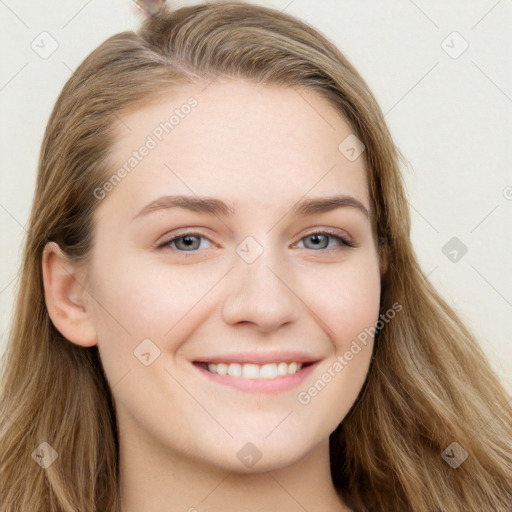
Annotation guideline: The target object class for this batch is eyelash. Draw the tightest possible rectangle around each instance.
[156,229,356,253]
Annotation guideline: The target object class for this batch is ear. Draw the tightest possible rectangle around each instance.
[42,241,97,347]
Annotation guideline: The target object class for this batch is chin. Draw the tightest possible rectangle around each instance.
[199,436,318,474]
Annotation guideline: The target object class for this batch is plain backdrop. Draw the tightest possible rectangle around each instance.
[1,0,511,393]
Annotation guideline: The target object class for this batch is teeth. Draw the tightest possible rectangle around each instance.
[227,363,242,377]
[205,361,303,379]
[277,362,288,376]
[242,364,259,379]
[259,363,277,379]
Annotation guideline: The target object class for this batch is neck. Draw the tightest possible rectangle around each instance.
[119,432,350,512]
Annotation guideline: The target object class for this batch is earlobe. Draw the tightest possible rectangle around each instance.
[42,241,97,347]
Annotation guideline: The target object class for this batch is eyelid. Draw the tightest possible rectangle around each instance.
[299,227,355,247]
[155,229,213,249]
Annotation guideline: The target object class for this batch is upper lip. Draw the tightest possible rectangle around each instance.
[193,351,320,365]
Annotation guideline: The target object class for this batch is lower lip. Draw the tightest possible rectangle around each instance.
[193,362,318,394]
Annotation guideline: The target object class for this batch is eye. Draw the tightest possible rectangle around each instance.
[157,232,213,252]
[295,230,355,251]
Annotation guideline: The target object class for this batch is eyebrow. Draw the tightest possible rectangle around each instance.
[131,194,370,222]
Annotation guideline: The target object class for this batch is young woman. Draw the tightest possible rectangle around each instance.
[1,2,511,511]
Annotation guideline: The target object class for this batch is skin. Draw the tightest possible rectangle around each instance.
[42,80,382,512]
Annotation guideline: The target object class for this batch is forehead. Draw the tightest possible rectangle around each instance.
[102,80,369,217]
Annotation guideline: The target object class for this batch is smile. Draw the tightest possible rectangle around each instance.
[197,361,305,379]
[192,355,318,394]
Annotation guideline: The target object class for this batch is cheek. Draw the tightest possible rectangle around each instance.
[87,253,223,359]
[293,253,380,414]
[294,269,380,428]
[304,254,381,349]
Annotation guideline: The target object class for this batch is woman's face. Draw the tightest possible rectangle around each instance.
[85,80,381,472]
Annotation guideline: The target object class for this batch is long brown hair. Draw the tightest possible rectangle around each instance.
[1,2,511,511]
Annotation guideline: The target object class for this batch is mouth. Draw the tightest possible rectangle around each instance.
[192,357,319,394]
[194,361,312,379]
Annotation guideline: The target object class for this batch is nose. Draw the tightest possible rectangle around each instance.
[221,244,301,332]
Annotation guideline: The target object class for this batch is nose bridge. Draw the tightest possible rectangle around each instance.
[221,234,300,329]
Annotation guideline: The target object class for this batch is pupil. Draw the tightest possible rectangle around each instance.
[308,234,327,249]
